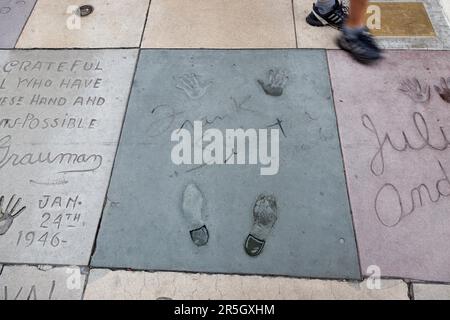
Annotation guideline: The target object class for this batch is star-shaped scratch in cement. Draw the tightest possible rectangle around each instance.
[267,118,287,138]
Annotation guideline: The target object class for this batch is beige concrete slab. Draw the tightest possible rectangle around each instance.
[16,0,150,48]
[84,269,409,300]
[413,283,450,300]
[294,0,340,49]
[142,0,296,48]
[0,265,86,300]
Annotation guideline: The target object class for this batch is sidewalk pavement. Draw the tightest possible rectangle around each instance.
[1,0,450,300]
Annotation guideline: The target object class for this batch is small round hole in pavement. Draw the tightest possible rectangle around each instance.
[78,5,94,17]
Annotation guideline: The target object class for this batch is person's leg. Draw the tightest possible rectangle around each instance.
[342,0,371,41]
[315,0,337,14]
[337,0,382,64]
[345,0,367,28]
[306,0,347,29]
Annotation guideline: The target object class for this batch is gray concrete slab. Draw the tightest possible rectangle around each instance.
[0,49,138,265]
[92,49,361,280]
[0,265,86,300]
[0,0,36,48]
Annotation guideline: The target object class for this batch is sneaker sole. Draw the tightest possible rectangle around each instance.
[306,11,343,30]
[306,13,326,27]
[336,38,382,65]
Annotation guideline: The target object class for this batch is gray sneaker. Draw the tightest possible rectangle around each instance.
[337,29,382,64]
[306,0,348,30]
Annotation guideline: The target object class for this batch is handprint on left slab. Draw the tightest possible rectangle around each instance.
[0,195,26,236]
[434,77,450,104]
[398,78,430,103]
[258,69,289,97]
[175,73,213,100]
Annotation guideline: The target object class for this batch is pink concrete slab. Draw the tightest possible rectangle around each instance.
[328,50,450,282]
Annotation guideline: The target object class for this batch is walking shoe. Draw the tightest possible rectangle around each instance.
[337,29,382,64]
[306,0,348,30]
[359,27,383,53]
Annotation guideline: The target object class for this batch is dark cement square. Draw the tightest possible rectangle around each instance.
[92,50,361,279]
[0,0,36,48]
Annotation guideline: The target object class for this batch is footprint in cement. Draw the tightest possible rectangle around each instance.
[257,69,289,97]
[244,194,278,257]
[182,183,209,247]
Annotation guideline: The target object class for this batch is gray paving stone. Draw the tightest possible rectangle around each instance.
[413,283,450,300]
[0,265,86,300]
[0,49,138,265]
[92,49,361,280]
[0,0,36,48]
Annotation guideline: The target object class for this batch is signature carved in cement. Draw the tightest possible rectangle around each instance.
[374,160,450,228]
[257,69,288,97]
[231,95,255,113]
[0,194,26,235]
[175,73,213,100]
[399,78,430,103]
[434,77,450,103]
[362,112,450,177]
